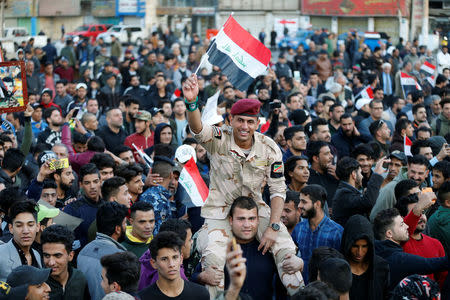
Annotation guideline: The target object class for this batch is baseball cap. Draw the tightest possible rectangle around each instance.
[7,266,51,287]
[134,110,152,121]
[37,151,58,168]
[31,102,43,110]
[150,107,164,117]
[76,83,88,90]
[289,109,310,125]
[102,291,135,300]
[37,204,60,224]
[41,88,53,98]
[175,145,197,164]
[389,150,406,164]
[0,281,28,300]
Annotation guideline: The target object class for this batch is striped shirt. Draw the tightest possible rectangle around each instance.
[292,215,343,284]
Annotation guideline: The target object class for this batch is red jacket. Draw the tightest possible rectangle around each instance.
[124,132,154,162]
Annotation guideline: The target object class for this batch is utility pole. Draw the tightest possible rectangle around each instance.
[0,0,5,38]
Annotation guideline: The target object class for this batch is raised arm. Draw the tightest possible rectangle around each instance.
[182,74,202,134]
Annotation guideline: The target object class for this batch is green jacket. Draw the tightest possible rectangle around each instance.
[121,226,152,259]
[428,205,450,255]
[111,40,122,58]
[432,112,450,137]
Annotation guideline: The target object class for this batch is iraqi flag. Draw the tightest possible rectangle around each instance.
[404,135,412,156]
[420,61,436,77]
[179,157,209,207]
[400,72,422,97]
[426,75,435,87]
[356,85,374,100]
[204,16,271,91]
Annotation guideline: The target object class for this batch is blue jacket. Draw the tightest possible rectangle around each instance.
[63,196,104,247]
[375,239,449,289]
[77,233,126,300]
[331,127,372,160]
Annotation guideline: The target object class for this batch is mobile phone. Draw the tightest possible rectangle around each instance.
[382,161,389,169]
[422,187,436,203]
[72,107,80,119]
[294,71,301,81]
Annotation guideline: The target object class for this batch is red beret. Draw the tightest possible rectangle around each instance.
[230,99,261,116]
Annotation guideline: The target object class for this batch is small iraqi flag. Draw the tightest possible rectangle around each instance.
[400,72,421,97]
[420,61,436,77]
[179,157,209,207]
[205,16,271,91]
[358,85,374,100]
[404,135,412,157]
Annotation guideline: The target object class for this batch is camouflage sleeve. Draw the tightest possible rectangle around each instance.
[266,142,286,200]
[191,124,222,154]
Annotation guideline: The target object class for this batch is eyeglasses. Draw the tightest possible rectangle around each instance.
[376,120,385,131]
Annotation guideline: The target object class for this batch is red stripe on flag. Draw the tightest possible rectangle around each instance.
[222,16,271,66]
[423,61,436,70]
[184,158,209,201]
[404,136,412,146]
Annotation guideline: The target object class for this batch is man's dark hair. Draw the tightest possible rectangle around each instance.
[87,136,105,152]
[115,163,143,183]
[41,224,74,253]
[336,157,360,182]
[306,141,328,163]
[369,99,383,109]
[412,103,426,116]
[308,246,344,282]
[318,258,352,294]
[8,200,38,223]
[339,113,353,122]
[440,96,450,108]
[42,179,57,190]
[395,193,418,217]
[113,145,133,157]
[300,184,327,208]
[90,153,115,171]
[154,144,174,158]
[100,251,140,294]
[284,126,304,141]
[149,231,184,259]
[130,201,154,219]
[182,137,198,146]
[151,160,173,179]
[287,92,301,104]
[96,202,128,236]
[329,103,343,113]
[411,90,424,103]
[2,148,25,172]
[437,181,450,204]
[293,281,338,300]
[72,131,88,145]
[394,179,418,201]
[411,140,431,156]
[124,97,140,107]
[308,118,328,138]
[395,118,412,135]
[43,107,59,122]
[407,154,430,169]
[373,208,401,240]
[79,163,99,183]
[160,219,192,243]
[229,196,258,217]
[416,126,432,137]
[351,143,375,160]
[286,190,300,207]
[433,160,450,180]
[0,187,27,219]
[102,176,126,201]
[369,120,385,137]
[285,155,308,181]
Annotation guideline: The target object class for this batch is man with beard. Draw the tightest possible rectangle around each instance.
[41,225,89,299]
[381,151,407,188]
[384,97,406,130]
[292,184,343,284]
[281,191,301,235]
[351,144,376,189]
[97,108,127,153]
[395,192,448,287]
[370,155,430,221]
[77,202,128,300]
[123,97,140,135]
[369,120,391,157]
[285,156,309,192]
[283,126,307,162]
[64,164,103,247]
[327,103,344,136]
[257,85,271,118]
[38,107,63,148]
[332,157,386,226]
[331,114,372,159]
[306,141,339,205]
[140,159,179,234]
[125,110,154,162]
[412,103,428,129]
[373,208,449,289]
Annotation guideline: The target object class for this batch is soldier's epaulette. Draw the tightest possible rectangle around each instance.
[222,125,232,135]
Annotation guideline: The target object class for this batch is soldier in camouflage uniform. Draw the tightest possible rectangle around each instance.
[183,74,304,297]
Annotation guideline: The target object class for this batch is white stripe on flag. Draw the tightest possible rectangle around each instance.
[421,64,435,75]
[179,158,208,207]
[213,30,268,78]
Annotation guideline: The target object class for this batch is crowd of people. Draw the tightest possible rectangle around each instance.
[0,26,449,300]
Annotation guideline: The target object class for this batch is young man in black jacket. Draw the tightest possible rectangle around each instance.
[332,156,386,226]
[373,207,449,290]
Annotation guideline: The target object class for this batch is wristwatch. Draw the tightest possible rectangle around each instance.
[270,223,280,231]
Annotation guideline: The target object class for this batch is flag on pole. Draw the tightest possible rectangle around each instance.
[404,135,412,156]
[204,16,271,91]
[179,157,209,207]
[420,61,436,77]
[356,85,374,100]
[400,72,422,97]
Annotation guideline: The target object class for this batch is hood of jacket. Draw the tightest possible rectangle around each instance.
[342,215,375,265]
[433,205,450,227]
[153,123,171,145]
